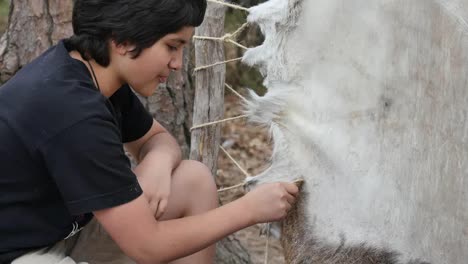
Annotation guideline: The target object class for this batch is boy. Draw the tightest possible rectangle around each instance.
[0,0,299,263]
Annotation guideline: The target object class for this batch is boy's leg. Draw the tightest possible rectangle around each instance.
[158,160,219,264]
[12,237,85,264]
[70,160,218,264]
[69,218,135,264]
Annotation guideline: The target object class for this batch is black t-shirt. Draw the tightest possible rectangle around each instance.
[0,41,153,263]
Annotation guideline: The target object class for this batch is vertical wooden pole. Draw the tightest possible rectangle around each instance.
[190,3,226,174]
[191,2,252,263]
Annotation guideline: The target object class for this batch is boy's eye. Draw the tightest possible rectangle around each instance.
[168,45,178,51]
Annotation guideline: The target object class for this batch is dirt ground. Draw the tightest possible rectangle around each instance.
[216,93,286,264]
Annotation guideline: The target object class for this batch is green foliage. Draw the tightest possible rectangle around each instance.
[225,8,248,33]
[225,8,266,96]
[0,0,9,34]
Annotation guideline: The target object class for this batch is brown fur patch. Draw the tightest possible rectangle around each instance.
[281,190,430,264]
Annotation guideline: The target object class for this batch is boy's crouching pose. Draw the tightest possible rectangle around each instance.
[0,0,299,263]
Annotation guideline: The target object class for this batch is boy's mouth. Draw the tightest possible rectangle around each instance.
[158,76,168,83]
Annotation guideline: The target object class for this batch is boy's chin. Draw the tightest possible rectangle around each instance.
[133,84,158,97]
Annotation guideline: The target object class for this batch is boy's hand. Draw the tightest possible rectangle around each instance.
[135,163,172,220]
[241,182,299,224]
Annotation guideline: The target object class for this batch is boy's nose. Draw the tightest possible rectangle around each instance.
[169,53,183,71]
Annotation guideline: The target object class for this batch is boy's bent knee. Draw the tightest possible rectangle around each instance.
[173,160,218,215]
[178,160,212,175]
[175,160,217,194]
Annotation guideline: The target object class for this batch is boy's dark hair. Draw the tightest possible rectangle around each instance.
[65,0,207,66]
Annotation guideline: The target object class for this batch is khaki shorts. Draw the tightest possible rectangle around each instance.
[12,219,134,264]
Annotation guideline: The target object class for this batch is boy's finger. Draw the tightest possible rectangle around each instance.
[156,200,167,220]
[149,200,158,213]
[285,193,295,204]
[283,182,299,195]
[153,200,161,219]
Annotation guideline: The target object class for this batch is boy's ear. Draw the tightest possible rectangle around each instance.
[111,40,136,56]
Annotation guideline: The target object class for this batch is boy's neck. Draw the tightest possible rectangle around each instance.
[69,50,124,98]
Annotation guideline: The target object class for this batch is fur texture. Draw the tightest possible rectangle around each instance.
[282,190,431,264]
[243,0,468,263]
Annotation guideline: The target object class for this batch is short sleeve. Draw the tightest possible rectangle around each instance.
[38,117,143,215]
[110,85,153,143]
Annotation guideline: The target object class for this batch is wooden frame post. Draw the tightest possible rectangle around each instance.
[190,3,226,174]
[191,2,252,263]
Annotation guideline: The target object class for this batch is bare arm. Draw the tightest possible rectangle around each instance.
[125,119,182,169]
[93,182,298,264]
[93,194,253,264]
[125,119,182,217]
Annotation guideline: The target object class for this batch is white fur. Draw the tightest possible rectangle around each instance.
[243,0,468,263]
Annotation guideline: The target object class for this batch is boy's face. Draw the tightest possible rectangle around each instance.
[113,26,194,97]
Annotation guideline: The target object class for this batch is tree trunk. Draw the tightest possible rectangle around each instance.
[0,0,73,82]
[1,0,251,263]
[190,3,226,172]
[191,2,252,264]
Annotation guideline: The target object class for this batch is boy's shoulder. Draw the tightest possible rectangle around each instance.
[7,41,83,85]
[1,40,97,100]
[0,41,109,149]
